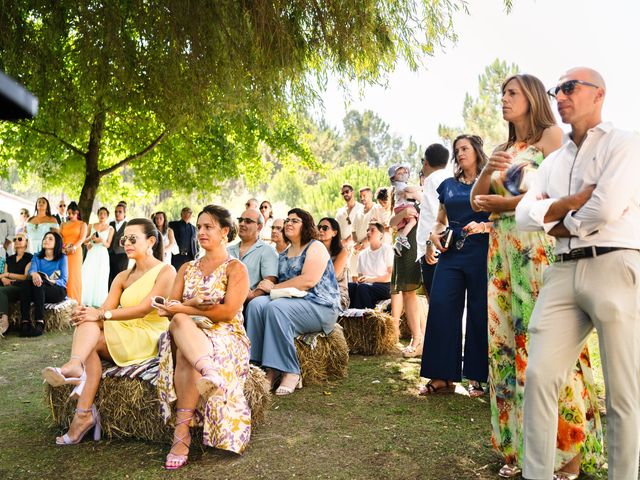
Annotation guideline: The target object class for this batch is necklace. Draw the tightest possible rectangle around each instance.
[459,176,476,185]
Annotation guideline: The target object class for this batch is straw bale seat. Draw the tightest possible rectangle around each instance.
[9,299,77,332]
[338,308,398,355]
[294,325,349,385]
[46,361,271,443]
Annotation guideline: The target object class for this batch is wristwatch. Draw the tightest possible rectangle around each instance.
[104,310,112,320]
[426,239,433,248]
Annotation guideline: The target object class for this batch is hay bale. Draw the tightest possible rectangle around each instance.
[9,299,76,332]
[295,325,349,385]
[338,310,398,355]
[46,365,271,443]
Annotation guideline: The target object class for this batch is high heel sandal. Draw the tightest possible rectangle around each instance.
[56,404,101,445]
[275,374,302,396]
[193,354,223,399]
[553,472,579,480]
[498,464,521,478]
[164,408,193,470]
[42,355,87,400]
[401,340,423,358]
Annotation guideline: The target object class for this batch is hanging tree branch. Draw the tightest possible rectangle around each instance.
[14,122,86,157]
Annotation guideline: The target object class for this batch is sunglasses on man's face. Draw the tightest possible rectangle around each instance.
[119,235,141,247]
[237,217,257,224]
[547,79,600,99]
[59,204,66,208]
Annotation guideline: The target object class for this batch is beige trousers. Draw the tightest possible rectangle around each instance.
[523,250,640,479]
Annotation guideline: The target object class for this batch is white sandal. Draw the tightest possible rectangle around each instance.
[42,355,86,399]
[275,374,302,396]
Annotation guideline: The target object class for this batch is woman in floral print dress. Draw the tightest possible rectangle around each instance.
[156,205,251,470]
[471,74,604,479]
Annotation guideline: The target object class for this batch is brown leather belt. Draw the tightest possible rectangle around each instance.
[558,246,636,262]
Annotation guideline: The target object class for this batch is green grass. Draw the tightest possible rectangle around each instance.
[0,331,612,479]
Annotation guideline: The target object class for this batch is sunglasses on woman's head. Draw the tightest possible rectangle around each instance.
[119,235,140,247]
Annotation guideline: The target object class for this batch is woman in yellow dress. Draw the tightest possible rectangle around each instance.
[42,218,175,445]
[59,202,87,304]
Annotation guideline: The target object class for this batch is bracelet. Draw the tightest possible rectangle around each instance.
[98,308,105,321]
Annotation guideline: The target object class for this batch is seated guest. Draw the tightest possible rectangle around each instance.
[227,207,278,302]
[245,208,340,396]
[41,219,175,445]
[154,205,252,470]
[317,217,349,310]
[0,234,32,336]
[348,222,394,309]
[26,197,59,255]
[270,218,289,253]
[20,232,68,337]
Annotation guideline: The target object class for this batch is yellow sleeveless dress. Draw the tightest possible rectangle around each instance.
[103,263,169,366]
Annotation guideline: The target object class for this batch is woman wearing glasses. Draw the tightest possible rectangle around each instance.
[470,74,603,479]
[245,208,340,396]
[0,235,32,336]
[317,217,349,310]
[26,197,59,255]
[42,218,175,445]
[259,200,274,243]
[419,134,491,396]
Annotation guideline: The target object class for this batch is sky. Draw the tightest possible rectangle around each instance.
[318,0,640,144]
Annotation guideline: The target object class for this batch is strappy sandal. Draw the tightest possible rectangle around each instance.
[164,408,193,470]
[275,374,302,396]
[418,380,455,396]
[401,341,423,358]
[553,472,579,480]
[193,354,223,399]
[498,464,521,478]
[467,381,485,398]
[56,404,101,445]
[42,355,87,400]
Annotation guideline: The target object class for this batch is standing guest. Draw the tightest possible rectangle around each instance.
[350,187,376,280]
[317,217,349,310]
[42,218,174,445]
[416,144,451,297]
[336,184,363,279]
[170,207,198,271]
[516,68,637,480]
[246,208,340,395]
[472,73,603,479]
[152,211,177,265]
[82,207,114,307]
[26,197,58,255]
[0,208,16,259]
[16,208,30,234]
[54,200,67,225]
[155,205,252,469]
[0,235,32,336]
[60,202,87,304]
[259,200,275,243]
[227,208,278,303]
[245,198,259,210]
[419,134,490,394]
[108,202,128,287]
[348,222,393,309]
[20,231,68,337]
[270,218,289,254]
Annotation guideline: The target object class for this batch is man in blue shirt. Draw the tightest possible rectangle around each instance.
[227,208,278,303]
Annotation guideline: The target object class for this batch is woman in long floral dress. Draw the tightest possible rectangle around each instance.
[156,204,251,470]
[471,74,604,479]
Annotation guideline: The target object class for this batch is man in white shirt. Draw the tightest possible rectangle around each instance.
[349,187,375,280]
[515,67,640,480]
[335,183,363,278]
[415,144,451,296]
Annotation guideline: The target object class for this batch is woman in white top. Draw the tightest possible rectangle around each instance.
[259,200,274,243]
[82,207,114,307]
[347,222,394,309]
[152,211,177,264]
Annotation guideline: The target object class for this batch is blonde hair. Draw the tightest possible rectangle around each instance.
[501,74,556,149]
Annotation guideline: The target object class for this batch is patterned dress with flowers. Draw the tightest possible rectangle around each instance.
[157,258,251,454]
[488,142,604,471]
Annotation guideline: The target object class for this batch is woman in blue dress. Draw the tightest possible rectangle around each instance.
[419,134,491,396]
[245,208,340,396]
[26,197,59,255]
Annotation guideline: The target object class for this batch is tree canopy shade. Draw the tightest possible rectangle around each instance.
[0,0,478,218]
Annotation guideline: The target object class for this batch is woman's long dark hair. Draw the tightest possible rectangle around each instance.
[125,219,164,279]
[151,211,168,234]
[33,197,52,217]
[318,217,343,258]
[67,201,82,221]
[452,134,488,182]
[284,208,317,245]
[38,231,64,260]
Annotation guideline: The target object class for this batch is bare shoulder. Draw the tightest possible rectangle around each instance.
[537,125,564,156]
[227,258,248,275]
[159,263,176,278]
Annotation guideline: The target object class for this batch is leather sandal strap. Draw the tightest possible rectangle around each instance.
[193,354,214,376]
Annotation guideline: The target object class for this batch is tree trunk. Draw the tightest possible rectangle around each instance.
[78,112,106,220]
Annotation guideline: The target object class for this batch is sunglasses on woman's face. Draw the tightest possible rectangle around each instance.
[260,205,269,210]
[317,224,331,232]
[119,235,140,247]
[14,237,26,242]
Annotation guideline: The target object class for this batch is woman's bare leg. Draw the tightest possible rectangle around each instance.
[403,291,421,348]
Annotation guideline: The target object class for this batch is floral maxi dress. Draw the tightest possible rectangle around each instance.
[487,143,604,472]
[157,258,252,454]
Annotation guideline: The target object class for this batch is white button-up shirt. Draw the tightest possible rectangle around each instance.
[515,122,640,254]
[336,202,364,241]
[416,168,452,261]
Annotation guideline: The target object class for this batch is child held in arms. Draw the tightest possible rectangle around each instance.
[388,164,421,255]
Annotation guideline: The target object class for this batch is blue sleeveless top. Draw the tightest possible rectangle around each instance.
[278,240,340,310]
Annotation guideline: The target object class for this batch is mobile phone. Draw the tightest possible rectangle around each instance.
[440,228,453,249]
[93,231,99,238]
[151,296,166,308]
